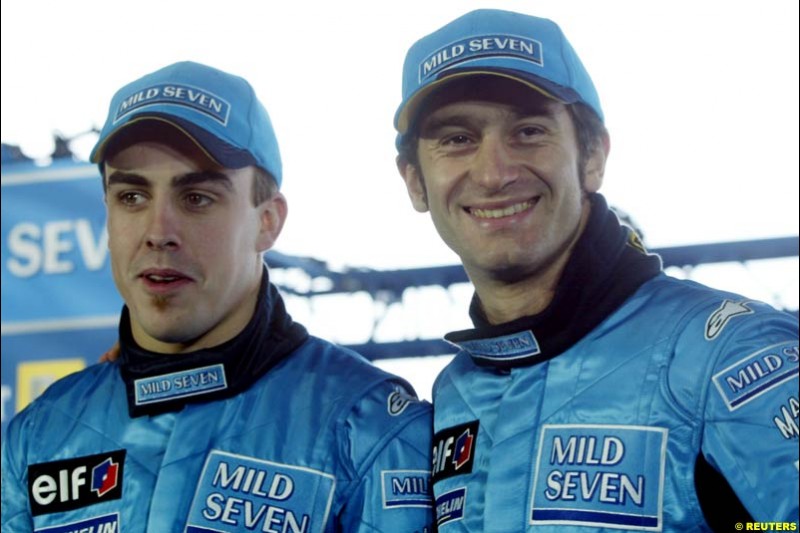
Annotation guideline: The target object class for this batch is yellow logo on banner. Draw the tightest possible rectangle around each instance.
[16,359,86,412]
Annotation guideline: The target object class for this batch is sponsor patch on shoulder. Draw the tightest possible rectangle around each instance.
[381,470,432,508]
[435,487,467,527]
[28,450,125,516]
[34,513,119,533]
[705,300,753,340]
[713,341,799,411]
[186,450,335,533]
[387,388,416,416]
[772,395,799,440]
[530,424,667,531]
[433,421,479,483]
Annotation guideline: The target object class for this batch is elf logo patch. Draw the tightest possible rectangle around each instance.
[433,421,479,483]
[453,428,474,471]
[92,457,121,497]
[28,450,125,516]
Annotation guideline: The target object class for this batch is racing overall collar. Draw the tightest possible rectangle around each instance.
[445,193,662,369]
[118,268,309,417]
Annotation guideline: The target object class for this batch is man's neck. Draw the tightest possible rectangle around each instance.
[469,252,566,325]
[467,202,592,325]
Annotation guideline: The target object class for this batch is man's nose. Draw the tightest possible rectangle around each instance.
[145,199,180,251]
[471,134,521,191]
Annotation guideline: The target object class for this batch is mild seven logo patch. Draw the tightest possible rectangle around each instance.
[419,34,543,82]
[530,424,667,531]
[450,331,541,363]
[185,450,335,533]
[381,470,431,508]
[135,364,227,406]
[713,341,799,411]
[114,83,231,125]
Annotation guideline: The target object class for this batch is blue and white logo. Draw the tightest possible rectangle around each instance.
[435,487,467,527]
[34,513,119,533]
[419,34,543,82]
[530,424,667,531]
[713,341,799,411]
[450,331,541,362]
[186,450,335,533]
[114,83,231,125]
[135,364,227,406]
[381,470,431,508]
[705,300,753,340]
[387,388,415,416]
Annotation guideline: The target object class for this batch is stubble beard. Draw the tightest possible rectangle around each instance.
[151,294,170,310]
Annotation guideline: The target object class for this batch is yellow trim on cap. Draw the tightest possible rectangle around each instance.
[397,70,564,134]
[92,116,222,166]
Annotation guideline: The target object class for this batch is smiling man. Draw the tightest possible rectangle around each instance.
[395,9,798,531]
[1,61,433,532]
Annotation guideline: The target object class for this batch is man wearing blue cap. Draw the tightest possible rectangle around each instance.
[395,10,798,531]
[2,61,433,532]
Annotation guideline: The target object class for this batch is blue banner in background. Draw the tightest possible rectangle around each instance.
[1,160,122,439]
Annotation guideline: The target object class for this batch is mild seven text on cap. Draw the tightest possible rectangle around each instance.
[419,34,543,82]
[113,83,231,125]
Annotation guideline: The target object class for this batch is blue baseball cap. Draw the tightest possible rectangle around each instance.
[395,9,603,137]
[91,61,282,187]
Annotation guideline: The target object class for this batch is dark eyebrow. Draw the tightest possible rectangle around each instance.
[420,115,481,136]
[105,170,233,191]
[420,103,558,137]
[512,103,558,120]
[106,171,148,188]
[173,171,233,191]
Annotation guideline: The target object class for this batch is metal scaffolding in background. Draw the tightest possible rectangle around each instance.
[265,237,799,360]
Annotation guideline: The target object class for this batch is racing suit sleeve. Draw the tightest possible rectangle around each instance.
[2,407,36,532]
[336,380,433,532]
[698,303,799,522]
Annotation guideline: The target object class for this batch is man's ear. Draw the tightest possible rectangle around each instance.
[396,155,429,213]
[255,192,288,252]
[583,132,610,193]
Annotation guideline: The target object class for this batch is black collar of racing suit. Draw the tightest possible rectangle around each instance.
[118,267,309,417]
[445,193,662,369]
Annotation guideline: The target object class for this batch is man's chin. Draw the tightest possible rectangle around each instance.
[487,262,538,284]
[131,314,202,350]
[465,250,538,283]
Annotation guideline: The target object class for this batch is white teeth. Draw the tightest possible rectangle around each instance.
[148,275,178,282]
[471,201,532,219]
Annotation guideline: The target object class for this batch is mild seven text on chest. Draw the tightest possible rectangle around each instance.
[545,435,645,506]
[212,461,294,501]
[550,435,623,466]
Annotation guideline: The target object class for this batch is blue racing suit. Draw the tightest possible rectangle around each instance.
[431,195,799,531]
[2,275,433,532]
